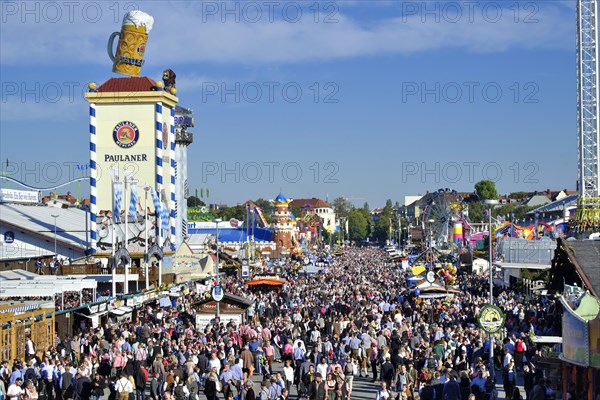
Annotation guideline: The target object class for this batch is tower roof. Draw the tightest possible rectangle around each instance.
[274,193,288,203]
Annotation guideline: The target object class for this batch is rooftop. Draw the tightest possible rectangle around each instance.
[0,203,89,251]
[568,240,600,297]
[289,198,331,209]
[96,77,157,92]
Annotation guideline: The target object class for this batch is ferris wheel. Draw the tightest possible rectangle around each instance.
[421,189,467,246]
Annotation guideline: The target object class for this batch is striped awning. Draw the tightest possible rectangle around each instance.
[0,304,40,314]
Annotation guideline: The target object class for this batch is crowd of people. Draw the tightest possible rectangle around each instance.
[0,246,562,400]
[54,290,96,311]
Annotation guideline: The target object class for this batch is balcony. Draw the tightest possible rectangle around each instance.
[58,264,160,282]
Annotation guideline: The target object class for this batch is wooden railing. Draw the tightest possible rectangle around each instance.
[59,265,160,282]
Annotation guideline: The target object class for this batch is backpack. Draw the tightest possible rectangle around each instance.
[259,388,270,400]
[516,340,524,353]
[24,368,37,384]
[174,385,185,400]
[344,363,352,375]
[141,367,149,382]
[427,358,437,369]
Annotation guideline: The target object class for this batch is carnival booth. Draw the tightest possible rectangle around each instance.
[245,275,288,292]
[560,291,600,400]
[192,293,253,330]
[0,303,55,361]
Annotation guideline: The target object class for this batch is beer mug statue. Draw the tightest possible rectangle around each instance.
[107,10,154,77]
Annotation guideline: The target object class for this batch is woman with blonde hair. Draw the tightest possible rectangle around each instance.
[204,371,219,400]
[23,380,38,400]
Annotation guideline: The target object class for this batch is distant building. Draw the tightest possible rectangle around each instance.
[403,195,423,221]
[370,207,384,223]
[519,189,577,207]
[289,198,337,233]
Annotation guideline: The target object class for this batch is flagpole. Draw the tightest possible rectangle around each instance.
[246,205,250,259]
[111,170,117,298]
[145,185,149,289]
[124,174,129,295]
[158,190,163,287]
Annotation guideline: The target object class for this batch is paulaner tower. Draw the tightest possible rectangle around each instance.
[84,10,193,293]
[86,77,178,254]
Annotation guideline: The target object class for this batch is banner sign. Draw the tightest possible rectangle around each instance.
[0,189,39,204]
[562,302,590,366]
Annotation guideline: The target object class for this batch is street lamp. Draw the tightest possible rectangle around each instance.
[51,214,59,257]
[427,219,434,266]
[482,199,499,380]
[213,218,222,318]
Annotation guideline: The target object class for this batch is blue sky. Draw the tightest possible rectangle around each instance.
[0,1,576,207]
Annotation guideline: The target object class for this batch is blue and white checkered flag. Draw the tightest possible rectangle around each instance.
[161,196,169,232]
[151,188,162,216]
[110,169,122,222]
[129,182,138,221]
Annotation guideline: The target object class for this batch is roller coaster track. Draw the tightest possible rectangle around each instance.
[0,174,88,192]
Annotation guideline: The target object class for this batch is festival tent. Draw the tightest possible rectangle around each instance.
[0,269,97,299]
[246,276,288,291]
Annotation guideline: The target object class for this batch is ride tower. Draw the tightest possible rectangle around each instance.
[575,0,600,231]
[271,193,294,257]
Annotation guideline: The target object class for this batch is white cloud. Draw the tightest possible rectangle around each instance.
[0,2,573,66]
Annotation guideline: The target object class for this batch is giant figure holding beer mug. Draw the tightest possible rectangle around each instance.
[108,10,154,77]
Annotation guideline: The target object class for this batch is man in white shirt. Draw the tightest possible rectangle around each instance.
[6,377,23,400]
[208,352,222,375]
[502,348,514,368]
[26,337,36,361]
[116,372,133,400]
[316,358,328,379]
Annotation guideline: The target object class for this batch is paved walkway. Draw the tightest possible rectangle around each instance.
[242,362,525,400]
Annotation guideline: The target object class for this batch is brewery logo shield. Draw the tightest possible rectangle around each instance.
[4,231,15,244]
[478,305,506,334]
[212,285,224,302]
[113,121,140,148]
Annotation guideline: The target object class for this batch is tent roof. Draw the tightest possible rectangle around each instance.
[0,269,97,298]
[574,292,600,320]
[246,277,288,286]
[194,292,253,307]
[0,203,89,250]
[565,240,600,297]
[187,228,273,243]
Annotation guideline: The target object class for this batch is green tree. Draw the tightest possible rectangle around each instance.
[373,199,395,242]
[494,204,536,221]
[254,198,273,224]
[217,205,246,222]
[475,180,498,200]
[290,207,303,220]
[508,192,528,201]
[361,202,372,238]
[468,202,484,223]
[332,197,353,219]
[348,208,368,241]
[187,196,205,207]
